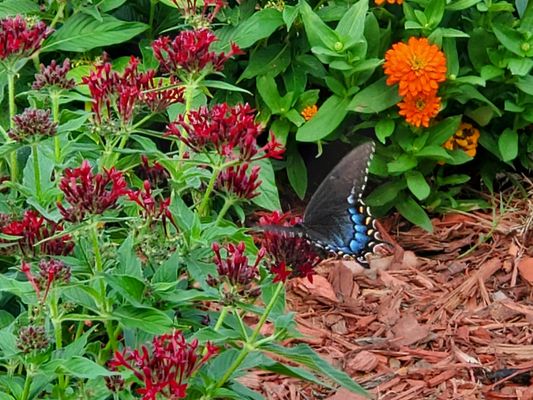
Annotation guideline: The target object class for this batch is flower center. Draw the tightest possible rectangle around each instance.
[410,56,426,71]
[415,98,426,110]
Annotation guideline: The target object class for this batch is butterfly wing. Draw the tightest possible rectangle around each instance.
[301,141,380,264]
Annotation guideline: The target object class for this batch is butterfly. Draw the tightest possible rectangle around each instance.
[262,141,382,267]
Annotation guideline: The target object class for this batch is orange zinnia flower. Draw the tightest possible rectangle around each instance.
[384,37,447,97]
[397,91,441,128]
[443,122,480,157]
[375,0,403,5]
[301,104,318,121]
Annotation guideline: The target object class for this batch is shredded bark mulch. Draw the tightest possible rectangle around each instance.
[249,178,533,399]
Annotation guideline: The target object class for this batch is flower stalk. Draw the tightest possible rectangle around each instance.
[213,281,284,391]
[8,71,17,182]
[31,143,42,200]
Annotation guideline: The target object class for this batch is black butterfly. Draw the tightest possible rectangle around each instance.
[264,141,382,267]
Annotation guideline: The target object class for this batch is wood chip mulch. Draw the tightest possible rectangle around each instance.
[249,179,533,399]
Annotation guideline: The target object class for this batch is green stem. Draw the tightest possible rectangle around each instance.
[49,291,66,393]
[214,282,284,390]
[32,143,42,200]
[51,91,61,164]
[89,224,117,351]
[8,71,17,183]
[50,1,66,28]
[148,0,158,39]
[178,82,197,159]
[213,306,229,332]
[215,197,235,225]
[20,367,33,400]
[197,166,220,216]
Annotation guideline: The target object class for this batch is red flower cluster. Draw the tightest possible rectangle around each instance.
[216,163,260,200]
[33,59,75,90]
[109,330,218,400]
[0,16,52,61]
[258,211,321,283]
[57,160,129,222]
[1,211,74,257]
[21,259,71,302]
[152,28,242,78]
[138,155,170,189]
[8,108,57,142]
[16,325,49,354]
[166,103,284,161]
[208,242,263,298]
[82,56,183,125]
[127,180,178,233]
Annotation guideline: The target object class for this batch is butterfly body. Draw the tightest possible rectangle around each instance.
[264,141,382,267]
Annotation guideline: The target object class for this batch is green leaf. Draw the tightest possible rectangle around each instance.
[287,148,307,199]
[216,8,284,50]
[114,306,173,334]
[252,158,281,211]
[336,0,368,42]
[203,80,252,94]
[516,75,533,96]
[427,115,462,145]
[105,274,146,307]
[271,119,291,145]
[299,0,340,49]
[416,145,453,160]
[425,0,445,27]
[492,23,532,57]
[262,343,368,396]
[43,14,148,52]
[240,44,290,80]
[508,58,533,76]
[445,0,481,10]
[406,171,431,200]
[296,95,350,142]
[46,357,113,379]
[396,196,433,232]
[366,180,406,207]
[0,0,40,17]
[498,128,518,162]
[375,119,395,143]
[347,77,401,113]
[257,75,282,114]
[283,5,300,30]
[116,234,142,277]
[387,154,418,173]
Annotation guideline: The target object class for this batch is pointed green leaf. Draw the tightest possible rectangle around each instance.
[406,171,431,200]
[296,95,350,142]
[396,196,433,232]
[498,128,518,161]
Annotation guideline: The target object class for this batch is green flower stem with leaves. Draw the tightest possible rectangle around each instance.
[50,91,61,163]
[31,143,42,200]
[20,364,34,400]
[89,223,117,351]
[213,282,284,392]
[213,306,229,332]
[215,197,235,225]
[7,71,17,183]
[49,290,67,396]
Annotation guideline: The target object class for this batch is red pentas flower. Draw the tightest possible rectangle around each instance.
[8,108,57,142]
[109,330,218,400]
[152,28,242,79]
[216,163,261,200]
[165,103,284,161]
[0,16,52,61]
[57,160,129,222]
[208,242,264,298]
[21,259,71,302]
[82,56,183,125]
[258,211,322,283]
[138,155,170,189]
[1,210,74,257]
[32,59,75,90]
[127,180,178,233]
